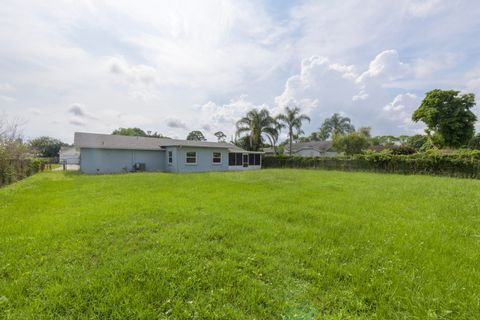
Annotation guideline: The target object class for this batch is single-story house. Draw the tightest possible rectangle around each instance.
[74,132,263,174]
[261,147,275,156]
[285,141,338,157]
[59,146,80,164]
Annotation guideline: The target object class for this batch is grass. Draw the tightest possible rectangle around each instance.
[0,169,479,319]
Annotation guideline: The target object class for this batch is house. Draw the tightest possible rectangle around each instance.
[284,141,338,157]
[74,132,262,174]
[261,147,275,156]
[59,146,80,164]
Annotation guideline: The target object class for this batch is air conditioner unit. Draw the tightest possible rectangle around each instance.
[134,163,146,171]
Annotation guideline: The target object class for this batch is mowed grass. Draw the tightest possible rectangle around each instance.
[0,170,479,319]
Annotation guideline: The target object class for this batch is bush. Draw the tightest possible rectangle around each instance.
[333,132,370,155]
[262,152,480,179]
[0,158,47,187]
[389,145,416,155]
[469,134,480,150]
[405,135,428,150]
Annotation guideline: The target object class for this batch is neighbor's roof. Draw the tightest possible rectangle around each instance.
[286,141,333,153]
[74,132,249,152]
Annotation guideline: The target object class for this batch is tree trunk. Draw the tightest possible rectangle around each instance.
[289,127,293,156]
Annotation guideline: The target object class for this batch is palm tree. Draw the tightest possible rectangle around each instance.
[214,131,227,142]
[236,109,279,151]
[276,107,311,155]
[319,113,355,139]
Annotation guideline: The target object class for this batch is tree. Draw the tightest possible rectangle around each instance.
[0,115,26,160]
[214,131,227,142]
[405,135,428,151]
[318,113,355,139]
[186,130,207,141]
[371,135,399,146]
[412,89,477,148]
[468,134,480,150]
[358,127,371,138]
[276,106,310,155]
[29,136,66,157]
[309,126,330,141]
[112,127,147,136]
[236,109,278,151]
[333,131,370,156]
[112,128,168,138]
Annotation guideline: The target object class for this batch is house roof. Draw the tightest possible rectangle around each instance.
[286,141,333,153]
[74,132,251,152]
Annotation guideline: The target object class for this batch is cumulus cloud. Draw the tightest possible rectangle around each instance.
[274,55,358,117]
[68,103,96,119]
[0,0,479,142]
[0,83,15,92]
[273,50,423,135]
[0,95,15,102]
[407,0,446,17]
[165,118,188,129]
[194,95,267,139]
[357,50,411,84]
[108,56,157,85]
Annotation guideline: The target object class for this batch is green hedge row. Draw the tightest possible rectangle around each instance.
[0,158,48,187]
[262,153,480,179]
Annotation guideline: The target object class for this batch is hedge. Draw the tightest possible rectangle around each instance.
[262,152,480,179]
[0,158,49,187]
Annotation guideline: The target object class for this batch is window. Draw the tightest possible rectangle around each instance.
[168,151,173,165]
[249,154,255,165]
[185,152,197,164]
[212,152,222,164]
[228,153,246,166]
[236,153,243,166]
[243,154,248,167]
[254,154,261,166]
[229,153,236,166]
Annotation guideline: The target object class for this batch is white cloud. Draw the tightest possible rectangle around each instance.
[273,51,425,135]
[194,95,268,140]
[0,0,479,142]
[68,103,96,119]
[0,95,16,103]
[165,118,187,129]
[357,50,411,84]
[0,83,15,92]
[407,0,446,17]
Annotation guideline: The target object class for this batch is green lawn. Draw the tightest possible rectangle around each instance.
[0,170,479,319]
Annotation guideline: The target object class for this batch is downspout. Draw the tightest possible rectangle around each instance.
[176,146,181,173]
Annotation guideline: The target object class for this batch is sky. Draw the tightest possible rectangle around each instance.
[1,0,480,143]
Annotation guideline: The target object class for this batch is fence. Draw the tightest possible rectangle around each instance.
[0,158,50,187]
[262,155,480,179]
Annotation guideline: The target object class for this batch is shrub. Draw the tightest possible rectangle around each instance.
[468,134,480,150]
[263,153,480,179]
[389,145,416,155]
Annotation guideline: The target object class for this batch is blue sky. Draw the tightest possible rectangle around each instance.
[1,0,480,143]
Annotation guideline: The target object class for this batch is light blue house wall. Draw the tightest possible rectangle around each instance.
[80,148,166,174]
[165,146,229,173]
[75,132,261,174]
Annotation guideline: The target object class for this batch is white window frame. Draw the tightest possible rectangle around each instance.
[185,151,197,165]
[212,152,222,165]
[168,151,173,165]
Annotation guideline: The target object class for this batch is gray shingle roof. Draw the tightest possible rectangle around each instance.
[286,141,333,153]
[74,132,248,152]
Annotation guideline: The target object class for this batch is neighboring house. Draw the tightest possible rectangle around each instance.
[59,146,80,164]
[285,141,338,157]
[74,132,262,174]
[261,147,275,156]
